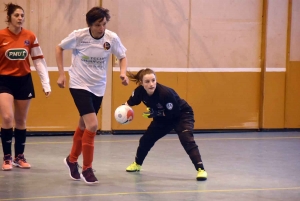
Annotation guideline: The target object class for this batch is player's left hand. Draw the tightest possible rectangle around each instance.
[120,74,129,86]
[43,89,51,98]
[44,91,51,98]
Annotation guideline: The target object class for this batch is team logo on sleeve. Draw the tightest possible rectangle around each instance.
[103,42,111,50]
[5,48,28,60]
[166,103,173,110]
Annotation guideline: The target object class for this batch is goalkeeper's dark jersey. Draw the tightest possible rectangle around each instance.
[127,83,193,120]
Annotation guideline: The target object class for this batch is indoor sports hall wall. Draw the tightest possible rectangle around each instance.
[0,0,299,132]
[107,0,300,131]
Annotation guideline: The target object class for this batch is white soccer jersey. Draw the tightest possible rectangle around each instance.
[59,28,126,96]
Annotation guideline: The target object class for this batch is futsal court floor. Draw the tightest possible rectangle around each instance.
[0,131,299,201]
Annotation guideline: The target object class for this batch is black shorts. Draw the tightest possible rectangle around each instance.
[69,88,103,116]
[0,74,35,100]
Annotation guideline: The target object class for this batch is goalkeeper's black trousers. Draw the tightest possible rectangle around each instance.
[134,111,205,171]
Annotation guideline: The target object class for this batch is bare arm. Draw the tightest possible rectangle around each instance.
[119,57,129,86]
[55,45,66,88]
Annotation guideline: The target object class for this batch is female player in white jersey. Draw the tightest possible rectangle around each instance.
[55,6,129,184]
[124,68,207,181]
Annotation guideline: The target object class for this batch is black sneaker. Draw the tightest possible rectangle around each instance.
[64,156,81,180]
[81,167,99,184]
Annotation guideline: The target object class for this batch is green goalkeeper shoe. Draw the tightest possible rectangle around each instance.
[196,168,207,181]
[126,162,141,172]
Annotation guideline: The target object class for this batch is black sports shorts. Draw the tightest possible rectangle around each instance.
[0,73,35,100]
[69,88,103,116]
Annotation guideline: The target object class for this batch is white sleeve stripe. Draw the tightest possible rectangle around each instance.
[33,38,39,44]
[31,46,43,57]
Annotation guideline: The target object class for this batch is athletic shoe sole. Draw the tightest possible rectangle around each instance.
[80,173,99,185]
[12,162,31,169]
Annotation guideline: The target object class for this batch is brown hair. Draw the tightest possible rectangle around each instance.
[86,7,110,26]
[4,2,24,23]
[127,68,156,85]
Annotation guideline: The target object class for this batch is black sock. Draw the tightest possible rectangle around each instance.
[196,162,205,170]
[1,128,13,156]
[14,128,26,158]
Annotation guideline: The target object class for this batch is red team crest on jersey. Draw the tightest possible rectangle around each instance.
[103,42,111,50]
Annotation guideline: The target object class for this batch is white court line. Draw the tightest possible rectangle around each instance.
[115,67,286,72]
[30,67,286,72]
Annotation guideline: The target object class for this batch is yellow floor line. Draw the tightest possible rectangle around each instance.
[1,186,300,200]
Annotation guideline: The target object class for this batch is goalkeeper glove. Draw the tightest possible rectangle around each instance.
[142,107,164,118]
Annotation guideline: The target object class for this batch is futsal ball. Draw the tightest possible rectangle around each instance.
[114,105,134,124]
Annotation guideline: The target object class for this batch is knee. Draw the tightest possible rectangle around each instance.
[78,125,86,131]
[14,118,26,128]
[83,116,98,132]
[78,121,86,131]
[1,114,14,127]
[85,123,98,133]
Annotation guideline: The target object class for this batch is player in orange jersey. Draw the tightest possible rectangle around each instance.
[0,3,51,171]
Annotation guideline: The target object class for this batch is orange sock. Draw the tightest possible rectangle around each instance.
[69,127,84,163]
[82,129,96,171]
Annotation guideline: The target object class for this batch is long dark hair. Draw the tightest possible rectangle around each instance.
[127,68,156,85]
[4,3,24,23]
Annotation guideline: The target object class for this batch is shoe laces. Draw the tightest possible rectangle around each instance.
[69,161,82,175]
[74,162,82,170]
[84,168,96,177]
[16,154,27,163]
[3,155,12,164]
[4,160,11,165]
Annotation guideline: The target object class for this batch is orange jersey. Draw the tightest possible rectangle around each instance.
[0,28,44,76]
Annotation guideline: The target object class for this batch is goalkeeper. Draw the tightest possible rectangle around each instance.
[123,68,207,181]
